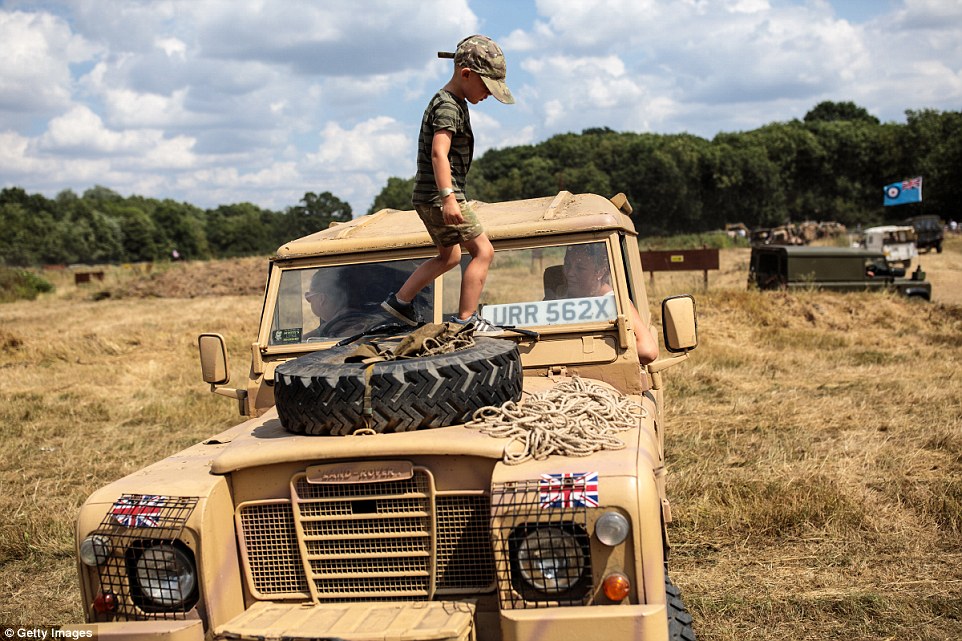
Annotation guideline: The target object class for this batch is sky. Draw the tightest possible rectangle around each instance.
[1,0,961,216]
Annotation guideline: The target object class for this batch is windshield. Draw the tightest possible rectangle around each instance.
[885,229,915,243]
[444,241,618,328]
[268,259,434,345]
[267,241,619,345]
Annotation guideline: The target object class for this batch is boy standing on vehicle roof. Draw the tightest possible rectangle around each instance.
[382,35,513,336]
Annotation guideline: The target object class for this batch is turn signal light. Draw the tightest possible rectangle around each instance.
[93,591,117,613]
[602,572,631,601]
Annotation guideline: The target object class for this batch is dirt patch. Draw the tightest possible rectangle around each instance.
[111,256,267,298]
[0,329,23,352]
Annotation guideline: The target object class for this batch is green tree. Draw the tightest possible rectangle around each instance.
[898,109,962,221]
[206,203,278,257]
[114,206,159,262]
[804,101,880,125]
[282,191,352,240]
[0,203,42,265]
[368,177,415,214]
[152,200,210,260]
[806,119,885,224]
[82,185,125,207]
[743,122,826,220]
[704,138,783,229]
[55,190,124,264]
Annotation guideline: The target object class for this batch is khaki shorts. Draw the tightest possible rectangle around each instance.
[414,201,483,247]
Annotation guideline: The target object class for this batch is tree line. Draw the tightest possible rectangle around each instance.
[373,101,961,236]
[0,187,351,266]
[3,101,959,266]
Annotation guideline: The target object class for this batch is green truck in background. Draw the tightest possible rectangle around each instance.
[748,245,932,300]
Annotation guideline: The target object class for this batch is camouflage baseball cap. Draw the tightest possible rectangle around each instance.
[438,35,514,104]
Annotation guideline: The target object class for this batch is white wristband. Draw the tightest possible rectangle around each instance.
[439,187,455,199]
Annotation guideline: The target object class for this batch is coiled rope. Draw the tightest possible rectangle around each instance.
[466,376,647,464]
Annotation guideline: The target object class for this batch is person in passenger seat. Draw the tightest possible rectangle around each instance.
[546,244,659,365]
[562,243,614,298]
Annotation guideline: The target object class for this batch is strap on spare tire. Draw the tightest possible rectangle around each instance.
[345,323,478,424]
[274,326,522,436]
[344,321,477,364]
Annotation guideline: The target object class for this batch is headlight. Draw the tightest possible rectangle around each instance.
[594,511,630,546]
[513,526,589,595]
[130,543,197,610]
[79,534,111,566]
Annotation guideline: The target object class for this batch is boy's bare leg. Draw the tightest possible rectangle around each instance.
[457,233,494,319]
[397,243,461,303]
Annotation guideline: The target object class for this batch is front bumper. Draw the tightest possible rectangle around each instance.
[61,620,204,641]
[501,603,668,640]
[67,601,669,641]
[215,601,476,641]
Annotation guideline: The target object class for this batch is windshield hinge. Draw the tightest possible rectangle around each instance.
[547,365,568,380]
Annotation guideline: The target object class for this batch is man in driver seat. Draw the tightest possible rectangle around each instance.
[303,267,393,340]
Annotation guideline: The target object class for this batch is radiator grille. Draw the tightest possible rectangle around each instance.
[238,502,309,597]
[436,495,496,592]
[237,466,494,603]
[293,470,431,601]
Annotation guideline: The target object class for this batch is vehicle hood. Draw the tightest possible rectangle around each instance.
[208,377,654,478]
[209,408,512,474]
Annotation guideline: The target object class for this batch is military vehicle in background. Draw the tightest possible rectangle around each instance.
[749,220,847,246]
[860,225,918,268]
[750,224,806,246]
[748,245,931,300]
[903,215,944,254]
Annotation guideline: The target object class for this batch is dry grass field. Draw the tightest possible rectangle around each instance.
[1,237,960,638]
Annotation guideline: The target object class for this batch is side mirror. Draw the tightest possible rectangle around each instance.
[662,295,698,353]
[198,333,230,385]
[647,295,698,390]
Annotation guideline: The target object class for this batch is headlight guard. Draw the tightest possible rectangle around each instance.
[509,524,591,599]
[126,541,198,612]
[491,478,594,609]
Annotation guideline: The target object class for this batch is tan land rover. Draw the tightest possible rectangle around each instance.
[73,191,699,641]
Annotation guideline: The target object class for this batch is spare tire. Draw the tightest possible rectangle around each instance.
[273,337,522,435]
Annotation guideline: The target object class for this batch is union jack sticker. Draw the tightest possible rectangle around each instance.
[111,495,166,528]
[538,472,599,509]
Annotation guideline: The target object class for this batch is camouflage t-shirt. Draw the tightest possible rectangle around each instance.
[412,90,474,206]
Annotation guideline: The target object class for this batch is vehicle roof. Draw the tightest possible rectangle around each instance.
[863,225,914,233]
[752,245,884,258]
[275,191,636,259]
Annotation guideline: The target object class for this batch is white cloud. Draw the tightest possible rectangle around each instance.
[155,36,187,60]
[0,131,40,175]
[308,117,411,174]
[193,0,478,75]
[520,54,645,128]
[1,0,961,216]
[491,124,537,150]
[0,10,99,116]
[727,0,769,14]
[102,88,192,129]
[141,135,197,170]
[38,105,130,153]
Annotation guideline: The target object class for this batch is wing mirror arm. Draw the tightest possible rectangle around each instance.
[647,352,689,390]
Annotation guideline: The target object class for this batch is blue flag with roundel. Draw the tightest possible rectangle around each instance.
[883,176,922,206]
